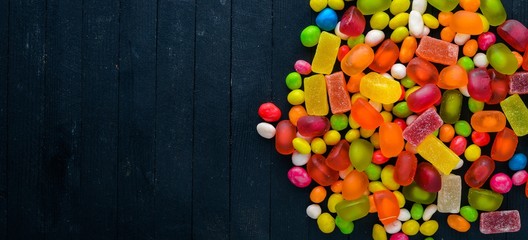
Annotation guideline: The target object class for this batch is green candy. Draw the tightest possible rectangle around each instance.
[357,0,391,15]
[468,97,484,113]
[439,90,462,124]
[347,34,365,48]
[457,56,475,72]
[285,72,302,90]
[460,205,479,222]
[410,203,424,220]
[487,43,518,75]
[403,182,437,204]
[454,120,472,137]
[424,237,434,240]
[392,102,413,118]
[335,216,354,234]
[300,25,321,47]
[364,163,382,181]
[349,139,374,171]
[480,0,507,26]
[331,113,349,131]
[468,188,504,211]
[400,76,416,88]
[390,26,409,43]
[427,0,459,12]
[336,195,370,222]
[432,129,439,137]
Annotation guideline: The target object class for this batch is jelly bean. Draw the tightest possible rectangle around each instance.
[370,132,381,149]
[463,39,478,57]
[384,220,402,234]
[399,37,417,64]
[347,34,365,49]
[294,60,312,75]
[464,144,481,162]
[412,0,427,14]
[460,205,478,222]
[410,203,424,220]
[467,98,484,114]
[360,72,402,104]
[406,57,438,86]
[340,6,366,37]
[372,224,388,240]
[403,182,437,204]
[365,30,385,47]
[407,84,441,112]
[342,170,369,200]
[326,139,351,171]
[292,151,310,166]
[420,220,439,236]
[457,56,474,72]
[415,162,441,193]
[512,170,528,186]
[438,124,455,142]
[256,122,276,139]
[460,0,480,11]
[285,72,302,90]
[480,0,507,26]
[440,26,456,42]
[409,11,424,38]
[447,214,471,232]
[312,138,327,154]
[311,186,328,204]
[345,129,360,142]
[491,127,518,161]
[438,11,453,26]
[369,39,400,73]
[390,13,410,30]
[349,138,374,171]
[317,212,336,233]
[351,98,384,130]
[394,191,405,208]
[477,31,496,51]
[422,204,437,221]
[401,219,419,236]
[316,8,338,31]
[328,193,344,213]
[470,132,489,148]
[364,163,382,181]
[390,63,406,80]
[341,44,374,76]
[501,94,528,136]
[487,43,518,75]
[454,159,464,170]
[336,195,370,221]
[258,102,281,122]
[393,151,417,186]
[509,153,527,171]
[287,89,305,105]
[373,190,400,225]
[335,216,354,234]
[490,173,513,194]
[468,188,503,211]
[369,181,388,193]
[337,45,350,62]
[288,166,312,188]
[330,114,348,131]
[450,10,483,35]
[439,90,462,125]
[454,33,470,46]
[328,0,345,10]
[427,0,458,11]
[288,106,307,126]
[310,0,327,12]
[390,232,408,240]
[293,137,311,154]
[465,155,495,188]
[371,11,390,30]
[356,0,391,15]
[390,0,410,14]
[422,14,439,29]
[275,120,296,155]
[473,52,489,68]
[306,204,322,219]
[454,120,471,137]
[308,154,339,186]
[300,25,321,48]
[381,165,400,190]
[398,208,411,222]
[360,127,376,138]
[331,180,343,193]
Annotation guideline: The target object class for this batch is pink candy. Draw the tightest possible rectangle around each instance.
[480,210,521,234]
[509,72,528,94]
[489,173,513,194]
[294,60,312,75]
[512,170,528,186]
[402,108,444,146]
[389,233,409,240]
[288,166,312,188]
[477,32,496,51]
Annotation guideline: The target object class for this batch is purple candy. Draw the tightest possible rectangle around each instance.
[402,108,444,146]
[509,72,528,94]
[480,210,521,234]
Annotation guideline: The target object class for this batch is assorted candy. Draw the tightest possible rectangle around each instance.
[257,0,528,238]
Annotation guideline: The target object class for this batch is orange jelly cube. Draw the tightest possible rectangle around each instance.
[416,36,459,65]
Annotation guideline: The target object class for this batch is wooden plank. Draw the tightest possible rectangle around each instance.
[193,0,231,238]
[155,0,194,238]
[230,0,272,238]
[0,0,7,237]
[80,1,120,239]
[7,0,46,238]
[40,0,83,238]
[117,0,157,239]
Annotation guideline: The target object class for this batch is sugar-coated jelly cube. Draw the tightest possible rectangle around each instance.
[403,108,443,146]
[500,94,528,136]
[417,135,460,175]
[437,174,461,213]
[480,210,521,234]
[304,74,330,116]
[325,71,352,114]
[509,72,528,94]
[415,36,459,66]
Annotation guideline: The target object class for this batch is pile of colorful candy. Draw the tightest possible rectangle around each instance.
[256,0,528,238]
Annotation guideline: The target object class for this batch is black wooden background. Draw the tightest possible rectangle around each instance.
[1,0,528,239]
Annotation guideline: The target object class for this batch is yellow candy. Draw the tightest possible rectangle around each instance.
[390,26,409,43]
[369,181,389,193]
[420,220,439,236]
[345,129,361,142]
[360,127,376,138]
[402,219,420,236]
[360,72,403,104]
[370,12,390,30]
[372,224,387,240]
[389,13,410,30]
[381,165,400,190]
[423,14,440,29]
[349,114,361,129]
[287,89,305,105]
[393,190,406,208]
[381,111,393,122]
[370,132,381,148]
[292,137,311,154]
[328,193,344,213]
[351,92,367,104]
[390,0,410,15]
[323,130,341,146]
[317,212,336,234]
[478,13,490,32]
[327,0,345,10]
[304,74,329,116]
[417,135,460,175]
[309,0,327,12]
[311,137,327,154]
[312,32,341,74]
[383,103,394,112]
[464,144,481,161]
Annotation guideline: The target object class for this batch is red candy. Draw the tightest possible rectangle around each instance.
[449,136,467,156]
[402,108,443,146]
[465,155,495,188]
[415,162,442,193]
[497,19,528,52]
[275,120,297,155]
[297,116,330,137]
[307,154,339,186]
[337,45,350,62]
[258,102,282,122]
[393,151,418,186]
[325,139,351,171]
[477,32,496,51]
[406,84,442,113]
[339,6,365,37]
[467,68,492,102]
[372,149,390,165]
[471,131,491,147]
[491,127,518,161]
[486,69,510,105]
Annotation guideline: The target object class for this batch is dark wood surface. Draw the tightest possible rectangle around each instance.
[2,0,528,239]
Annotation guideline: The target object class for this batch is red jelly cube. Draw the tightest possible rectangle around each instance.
[497,20,528,52]
[402,108,444,146]
[509,71,528,94]
[407,83,442,113]
[307,154,339,186]
[480,210,521,234]
[468,68,492,102]
[464,155,495,188]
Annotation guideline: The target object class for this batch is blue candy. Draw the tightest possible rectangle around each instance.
[509,153,527,171]
[315,8,338,31]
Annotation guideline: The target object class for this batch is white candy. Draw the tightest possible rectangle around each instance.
[459,85,470,97]
[384,220,402,234]
[454,33,471,46]
[256,122,276,139]
[423,204,438,221]
[406,115,418,125]
[292,151,311,166]
[296,132,313,142]
[453,158,464,170]
[369,100,383,112]
[412,0,427,14]
[382,73,394,79]
[365,30,385,47]
[473,52,489,68]
[398,208,411,222]
[306,204,322,219]
[409,10,424,38]
[419,26,430,38]
[391,63,407,79]
[334,22,350,40]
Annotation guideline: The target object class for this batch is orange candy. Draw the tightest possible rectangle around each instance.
[341,43,375,76]
[346,72,365,93]
[405,141,418,154]
[440,27,456,42]
[288,105,308,126]
[450,10,483,35]
[369,39,400,73]
[325,71,352,114]
[406,57,439,86]
[379,122,404,158]
[471,110,507,132]
[463,39,478,57]
[437,64,469,89]
[399,36,417,64]
[459,0,480,12]
[513,51,523,68]
[439,124,455,142]
[331,180,343,193]
[373,190,400,225]
[491,127,518,161]
[342,170,369,201]
[416,36,459,66]
[310,186,327,203]
[438,11,453,26]
[447,214,471,232]
[351,98,384,130]
[368,195,378,213]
